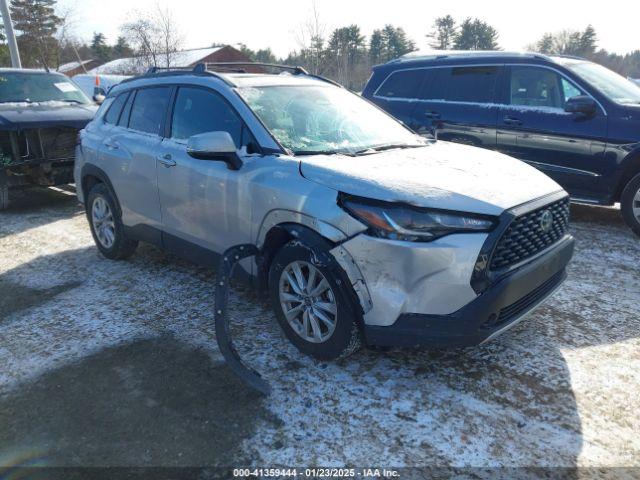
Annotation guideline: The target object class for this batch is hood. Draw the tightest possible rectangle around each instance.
[621,103,640,116]
[299,141,563,216]
[0,102,97,131]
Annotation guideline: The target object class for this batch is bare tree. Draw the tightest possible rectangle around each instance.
[54,4,86,70]
[121,4,183,72]
[155,5,182,68]
[294,0,326,74]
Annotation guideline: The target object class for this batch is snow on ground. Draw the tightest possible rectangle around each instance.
[0,187,638,469]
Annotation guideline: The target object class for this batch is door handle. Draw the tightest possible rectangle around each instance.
[157,153,176,167]
[425,110,441,119]
[103,140,119,150]
[503,116,522,126]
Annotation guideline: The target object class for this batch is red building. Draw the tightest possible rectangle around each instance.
[88,45,259,75]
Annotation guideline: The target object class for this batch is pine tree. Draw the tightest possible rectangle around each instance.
[369,29,384,65]
[91,32,111,62]
[383,25,415,60]
[328,25,365,88]
[10,0,61,69]
[369,25,415,64]
[578,25,597,56]
[536,33,554,54]
[454,18,499,50]
[113,36,133,58]
[531,26,598,58]
[255,48,277,64]
[427,15,456,50]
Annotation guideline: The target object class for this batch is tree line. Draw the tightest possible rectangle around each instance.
[1,1,639,91]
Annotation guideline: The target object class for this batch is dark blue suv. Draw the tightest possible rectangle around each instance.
[363,51,640,237]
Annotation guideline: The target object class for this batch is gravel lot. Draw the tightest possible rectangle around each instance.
[0,186,638,472]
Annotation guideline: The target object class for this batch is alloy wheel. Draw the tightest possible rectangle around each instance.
[91,196,116,249]
[278,260,337,343]
[633,187,640,222]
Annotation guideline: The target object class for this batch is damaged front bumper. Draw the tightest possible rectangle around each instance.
[362,235,574,348]
[0,127,78,187]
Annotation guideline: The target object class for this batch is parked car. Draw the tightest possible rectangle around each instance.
[72,74,130,102]
[0,69,98,209]
[75,64,574,360]
[362,51,640,237]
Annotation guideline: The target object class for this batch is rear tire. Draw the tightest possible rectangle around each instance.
[621,172,640,238]
[268,240,362,361]
[87,183,138,259]
[0,171,8,211]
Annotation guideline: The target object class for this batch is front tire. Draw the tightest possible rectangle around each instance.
[87,183,138,259]
[268,241,361,361]
[621,172,640,238]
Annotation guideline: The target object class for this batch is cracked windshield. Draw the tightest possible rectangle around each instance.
[239,84,424,155]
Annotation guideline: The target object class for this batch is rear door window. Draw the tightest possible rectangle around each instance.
[423,66,500,103]
[377,70,429,99]
[128,87,171,135]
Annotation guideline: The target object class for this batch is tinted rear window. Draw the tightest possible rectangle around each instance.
[128,87,171,135]
[377,70,428,99]
[425,66,499,103]
[104,92,128,124]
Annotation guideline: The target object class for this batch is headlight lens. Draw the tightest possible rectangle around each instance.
[341,195,496,241]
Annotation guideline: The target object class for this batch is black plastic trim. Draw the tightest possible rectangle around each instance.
[80,164,123,214]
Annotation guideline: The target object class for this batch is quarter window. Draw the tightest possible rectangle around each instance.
[128,87,171,135]
[118,91,134,127]
[104,92,128,125]
[425,66,499,103]
[561,77,584,102]
[377,70,429,99]
[170,87,243,146]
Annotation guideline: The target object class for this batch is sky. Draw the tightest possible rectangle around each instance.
[57,0,638,58]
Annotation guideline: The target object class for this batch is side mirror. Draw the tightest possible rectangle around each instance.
[93,87,106,105]
[565,95,596,115]
[187,131,243,170]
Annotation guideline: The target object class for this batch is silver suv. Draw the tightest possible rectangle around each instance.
[75,63,575,360]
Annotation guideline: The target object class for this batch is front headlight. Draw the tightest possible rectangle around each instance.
[341,195,497,242]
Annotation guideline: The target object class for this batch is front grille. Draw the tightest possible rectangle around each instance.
[490,197,570,270]
[16,127,77,163]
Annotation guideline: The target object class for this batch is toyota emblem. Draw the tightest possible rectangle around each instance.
[540,210,554,233]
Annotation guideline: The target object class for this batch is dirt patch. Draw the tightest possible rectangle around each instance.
[0,336,275,467]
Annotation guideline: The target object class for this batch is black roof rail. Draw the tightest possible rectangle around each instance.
[146,65,194,74]
[204,61,309,75]
[203,62,343,87]
[118,63,236,87]
[545,53,585,61]
[119,61,343,89]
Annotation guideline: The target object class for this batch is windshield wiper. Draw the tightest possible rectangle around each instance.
[353,143,425,155]
[294,150,355,157]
